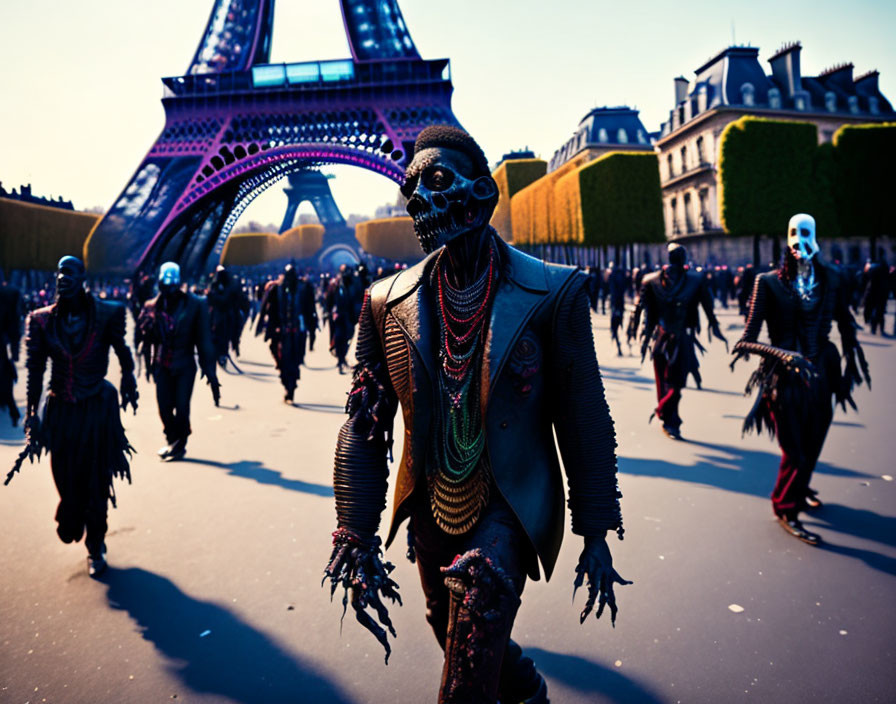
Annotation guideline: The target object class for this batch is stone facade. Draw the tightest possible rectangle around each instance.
[655,43,895,243]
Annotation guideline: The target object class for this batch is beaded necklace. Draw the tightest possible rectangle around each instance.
[429,240,498,535]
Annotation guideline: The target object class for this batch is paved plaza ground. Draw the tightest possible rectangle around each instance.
[1,305,894,703]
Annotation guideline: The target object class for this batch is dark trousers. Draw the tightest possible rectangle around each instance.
[653,355,683,430]
[52,455,107,557]
[155,366,196,445]
[46,386,128,557]
[412,494,535,703]
[770,378,834,519]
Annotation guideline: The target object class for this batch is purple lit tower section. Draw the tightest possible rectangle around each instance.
[86,0,462,276]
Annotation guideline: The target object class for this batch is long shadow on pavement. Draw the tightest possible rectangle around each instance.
[101,567,353,704]
[178,458,333,497]
[525,647,664,704]
[619,440,895,575]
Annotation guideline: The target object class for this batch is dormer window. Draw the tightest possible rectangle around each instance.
[637,129,648,145]
[870,96,880,115]
[740,83,755,107]
[617,128,629,144]
[768,87,782,110]
[597,128,608,143]
[848,96,860,114]
[825,92,837,113]
[794,93,807,111]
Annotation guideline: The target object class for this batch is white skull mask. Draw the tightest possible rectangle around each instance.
[787,213,819,261]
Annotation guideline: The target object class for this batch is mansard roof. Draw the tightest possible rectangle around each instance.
[549,106,651,172]
[660,43,895,138]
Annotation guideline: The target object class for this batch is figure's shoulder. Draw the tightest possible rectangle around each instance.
[501,243,571,294]
[642,270,662,287]
[28,304,54,327]
[756,269,779,283]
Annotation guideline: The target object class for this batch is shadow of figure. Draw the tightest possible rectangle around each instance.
[293,402,344,414]
[524,647,664,704]
[619,441,894,575]
[0,415,24,444]
[598,366,654,388]
[179,458,333,497]
[101,567,353,704]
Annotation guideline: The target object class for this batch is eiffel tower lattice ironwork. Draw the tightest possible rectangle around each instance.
[85,0,462,276]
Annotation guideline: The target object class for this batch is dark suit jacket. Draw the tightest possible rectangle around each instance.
[355,240,621,581]
[138,292,216,377]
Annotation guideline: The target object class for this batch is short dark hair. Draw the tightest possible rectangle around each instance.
[401,125,490,197]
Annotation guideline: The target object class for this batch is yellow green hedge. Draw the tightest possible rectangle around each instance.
[490,159,547,242]
[510,154,588,245]
[832,122,896,238]
[719,117,818,236]
[355,217,423,261]
[509,151,662,245]
[220,225,324,265]
[574,152,664,245]
[0,198,100,270]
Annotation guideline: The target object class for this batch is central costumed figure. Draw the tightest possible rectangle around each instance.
[323,126,629,704]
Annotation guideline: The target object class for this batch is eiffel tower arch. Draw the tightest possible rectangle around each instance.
[85,0,462,277]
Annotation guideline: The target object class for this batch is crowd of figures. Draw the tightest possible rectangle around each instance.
[0,123,894,702]
[0,258,386,578]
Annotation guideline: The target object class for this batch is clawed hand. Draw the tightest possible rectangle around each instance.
[323,527,402,663]
[573,535,632,627]
[120,374,139,414]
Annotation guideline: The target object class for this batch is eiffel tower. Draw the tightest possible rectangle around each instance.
[85,0,462,276]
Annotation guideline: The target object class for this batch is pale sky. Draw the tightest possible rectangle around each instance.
[1,0,894,228]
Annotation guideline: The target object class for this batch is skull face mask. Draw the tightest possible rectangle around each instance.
[404,147,499,254]
[158,261,181,296]
[787,213,819,261]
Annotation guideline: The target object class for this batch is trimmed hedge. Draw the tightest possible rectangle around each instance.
[355,217,423,261]
[568,152,664,245]
[833,122,896,238]
[220,225,324,266]
[510,155,588,245]
[510,152,663,245]
[490,159,547,242]
[0,198,100,270]
[719,117,818,237]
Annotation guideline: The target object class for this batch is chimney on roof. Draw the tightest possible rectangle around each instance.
[674,76,689,105]
[819,62,855,91]
[855,70,880,94]
[768,41,802,98]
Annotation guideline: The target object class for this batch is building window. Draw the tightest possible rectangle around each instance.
[869,96,880,115]
[696,136,705,165]
[670,198,680,235]
[740,83,755,106]
[684,192,695,233]
[825,91,837,113]
[848,95,860,114]
[680,146,688,173]
[667,153,674,179]
[698,188,710,230]
[768,87,782,109]
[597,128,608,143]
[617,128,629,144]
[637,129,648,145]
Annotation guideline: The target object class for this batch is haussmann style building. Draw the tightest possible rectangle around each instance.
[655,42,894,249]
